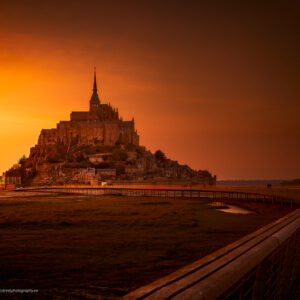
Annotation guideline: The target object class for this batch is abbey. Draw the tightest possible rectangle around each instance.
[5,70,216,186]
[37,70,139,148]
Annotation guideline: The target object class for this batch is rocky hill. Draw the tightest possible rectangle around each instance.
[5,71,216,186]
[7,142,215,186]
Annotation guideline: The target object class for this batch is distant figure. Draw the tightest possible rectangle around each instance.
[267,184,272,188]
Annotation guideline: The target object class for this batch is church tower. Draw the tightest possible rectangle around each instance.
[89,68,100,112]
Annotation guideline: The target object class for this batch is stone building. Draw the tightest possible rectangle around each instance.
[73,168,99,185]
[33,70,139,157]
[98,168,116,179]
[0,173,21,189]
[125,166,139,175]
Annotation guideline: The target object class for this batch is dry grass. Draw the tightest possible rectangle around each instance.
[0,193,293,299]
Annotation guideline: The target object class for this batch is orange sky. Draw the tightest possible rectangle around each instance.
[0,1,299,180]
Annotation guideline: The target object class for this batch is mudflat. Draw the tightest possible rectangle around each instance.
[0,193,293,299]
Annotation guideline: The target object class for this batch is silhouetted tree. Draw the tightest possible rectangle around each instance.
[154,150,166,162]
[112,148,128,161]
[18,155,27,165]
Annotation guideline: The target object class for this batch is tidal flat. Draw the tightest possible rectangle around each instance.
[0,193,293,299]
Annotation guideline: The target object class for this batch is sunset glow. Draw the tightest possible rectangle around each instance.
[0,1,299,179]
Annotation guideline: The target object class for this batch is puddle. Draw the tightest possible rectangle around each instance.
[217,205,253,214]
[209,202,253,214]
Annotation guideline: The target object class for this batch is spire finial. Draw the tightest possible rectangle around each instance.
[93,67,97,92]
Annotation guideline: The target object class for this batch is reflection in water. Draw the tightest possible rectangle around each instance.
[217,205,253,214]
[209,202,253,214]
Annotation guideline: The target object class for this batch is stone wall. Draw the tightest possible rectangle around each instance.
[36,119,139,148]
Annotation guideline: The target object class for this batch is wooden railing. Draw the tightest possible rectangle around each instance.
[123,209,300,299]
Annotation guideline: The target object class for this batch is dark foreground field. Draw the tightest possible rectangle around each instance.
[0,193,293,299]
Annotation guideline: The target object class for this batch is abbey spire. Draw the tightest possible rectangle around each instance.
[89,67,100,111]
[93,67,97,92]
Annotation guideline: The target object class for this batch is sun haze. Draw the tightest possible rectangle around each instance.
[0,0,299,180]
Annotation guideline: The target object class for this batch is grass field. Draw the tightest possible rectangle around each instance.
[0,193,294,299]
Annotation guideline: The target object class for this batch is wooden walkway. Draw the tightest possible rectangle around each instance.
[19,185,297,207]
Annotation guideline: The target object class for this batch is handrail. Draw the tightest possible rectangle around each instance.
[123,209,300,299]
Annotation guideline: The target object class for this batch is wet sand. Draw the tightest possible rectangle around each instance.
[0,194,294,299]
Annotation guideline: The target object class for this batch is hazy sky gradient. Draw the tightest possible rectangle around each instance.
[0,0,299,179]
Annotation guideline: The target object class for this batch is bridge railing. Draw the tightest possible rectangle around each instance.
[18,185,297,207]
[123,208,300,299]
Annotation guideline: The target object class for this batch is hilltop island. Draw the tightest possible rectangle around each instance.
[4,71,216,187]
